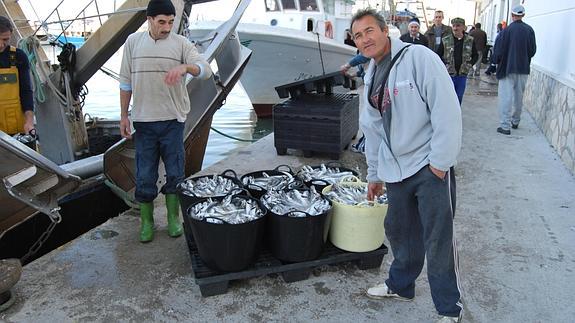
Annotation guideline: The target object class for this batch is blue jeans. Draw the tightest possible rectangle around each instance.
[133,120,185,203]
[450,75,467,105]
[498,73,528,130]
[384,166,462,317]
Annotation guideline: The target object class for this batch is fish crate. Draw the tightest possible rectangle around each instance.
[273,93,359,159]
[182,217,387,297]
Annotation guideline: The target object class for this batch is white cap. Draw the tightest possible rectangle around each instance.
[512,5,525,16]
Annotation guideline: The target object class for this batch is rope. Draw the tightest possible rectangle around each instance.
[210,127,257,142]
[313,22,326,76]
[17,37,46,103]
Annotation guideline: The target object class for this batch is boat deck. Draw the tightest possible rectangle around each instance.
[2,78,575,322]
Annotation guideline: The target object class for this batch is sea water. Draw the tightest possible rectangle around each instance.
[41,46,271,169]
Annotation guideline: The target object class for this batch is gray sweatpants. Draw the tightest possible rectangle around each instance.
[473,50,483,75]
[384,166,462,317]
[498,73,528,130]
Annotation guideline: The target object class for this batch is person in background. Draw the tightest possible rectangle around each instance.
[424,10,452,56]
[440,17,478,105]
[399,17,427,46]
[493,5,536,135]
[485,23,503,75]
[0,16,35,136]
[341,53,369,78]
[341,52,370,153]
[344,29,356,47]
[469,22,487,76]
[350,8,463,323]
[119,0,212,242]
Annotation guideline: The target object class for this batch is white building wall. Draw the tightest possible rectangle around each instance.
[524,0,575,88]
[479,0,575,174]
[520,0,575,174]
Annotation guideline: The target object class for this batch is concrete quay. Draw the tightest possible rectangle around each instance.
[2,77,574,322]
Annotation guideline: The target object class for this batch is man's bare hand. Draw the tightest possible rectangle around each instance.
[23,111,34,135]
[23,120,34,135]
[120,116,132,139]
[340,63,351,74]
[429,165,446,180]
[165,64,188,86]
[367,182,384,201]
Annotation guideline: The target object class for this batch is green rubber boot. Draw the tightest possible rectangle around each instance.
[165,194,183,237]
[139,202,154,243]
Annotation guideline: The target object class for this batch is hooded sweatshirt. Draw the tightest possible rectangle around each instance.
[360,38,462,183]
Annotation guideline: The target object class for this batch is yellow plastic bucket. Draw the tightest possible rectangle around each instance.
[322,181,387,252]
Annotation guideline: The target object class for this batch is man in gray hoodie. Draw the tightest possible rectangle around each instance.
[350,9,463,323]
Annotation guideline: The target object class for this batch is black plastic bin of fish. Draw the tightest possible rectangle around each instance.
[177,169,245,215]
[241,165,300,199]
[297,163,360,192]
[187,195,267,272]
[261,186,332,263]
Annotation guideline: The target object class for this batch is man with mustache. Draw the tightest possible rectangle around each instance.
[351,9,463,322]
[119,0,212,242]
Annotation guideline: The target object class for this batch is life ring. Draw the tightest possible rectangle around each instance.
[325,21,334,39]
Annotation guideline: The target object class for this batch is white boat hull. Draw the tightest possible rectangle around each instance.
[189,22,357,117]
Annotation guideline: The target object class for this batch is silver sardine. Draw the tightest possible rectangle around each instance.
[298,164,356,184]
[242,171,293,191]
[189,195,264,224]
[181,175,242,198]
[262,186,331,217]
[324,183,388,206]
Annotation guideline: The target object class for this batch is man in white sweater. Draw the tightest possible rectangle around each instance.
[350,9,463,323]
[119,0,211,243]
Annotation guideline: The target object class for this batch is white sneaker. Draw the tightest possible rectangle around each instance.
[365,282,413,301]
[436,315,461,323]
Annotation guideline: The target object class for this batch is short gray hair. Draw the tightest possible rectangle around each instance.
[350,9,386,34]
[0,16,13,33]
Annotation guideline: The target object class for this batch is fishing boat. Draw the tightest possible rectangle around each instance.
[190,0,401,118]
[0,0,252,264]
[189,20,356,118]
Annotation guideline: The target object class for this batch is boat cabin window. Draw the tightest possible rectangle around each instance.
[265,0,280,11]
[299,0,319,11]
[323,0,335,15]
[307,18,314,31]
[281,0,297,10]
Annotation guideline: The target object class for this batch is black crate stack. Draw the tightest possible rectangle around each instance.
[273,72,360,160]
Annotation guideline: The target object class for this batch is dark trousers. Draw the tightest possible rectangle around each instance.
[133,120,185,203]
[451,76,467,105]
[384,166,462,317]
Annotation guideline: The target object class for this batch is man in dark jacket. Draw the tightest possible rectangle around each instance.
[469,22,487,76]
[424,10,452,56]
[399,17,427,46]
[493,5,536,135]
